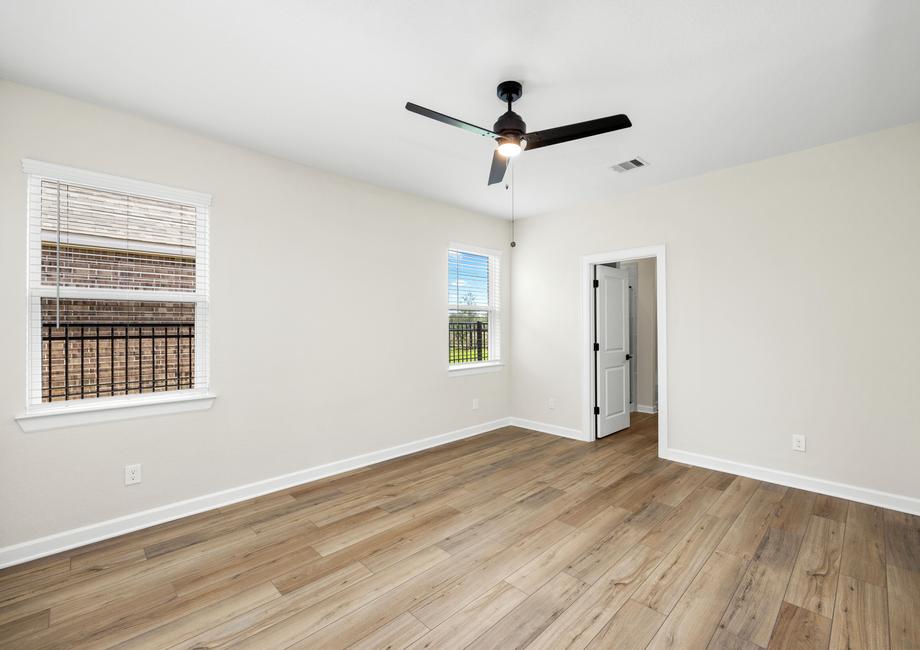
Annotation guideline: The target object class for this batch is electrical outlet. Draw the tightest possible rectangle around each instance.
[472,398,479,411]
[125,463,142,485]
[792,435,806,452]
[548,398,556,410]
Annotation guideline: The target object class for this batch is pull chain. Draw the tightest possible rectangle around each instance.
[506,162,516,248]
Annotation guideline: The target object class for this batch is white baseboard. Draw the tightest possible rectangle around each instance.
[508,417,584,441]
[636,404,658,414]
[662,447,920,516]
[0,417,511,570]
[10,417,915,570]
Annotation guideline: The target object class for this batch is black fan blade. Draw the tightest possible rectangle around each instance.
[524,114,631,151]
[488,150,508,185]
[405,102,497,138]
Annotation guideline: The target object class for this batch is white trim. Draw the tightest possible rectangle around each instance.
[662,447,920,516]
[21,159,212,207]
[22,161,211,410]
[9,408,915,568]
[448,361,505,376]
[194,204,209,393]
[508,417,583,441]
[29,286,200,303]
[8,407,915,569]
[513,410,920,515]
[16,392,216,432]
[0,417,511,569]
[581,245,668,450]
[448,241,503,259]
[636,404,658,414]
[487,254,502,363]
[24,181,32,431]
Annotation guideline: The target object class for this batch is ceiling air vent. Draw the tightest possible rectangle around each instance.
[611,157,648,173]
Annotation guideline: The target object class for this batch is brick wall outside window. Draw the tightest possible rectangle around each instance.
[41,243,195,292]
[41,298,195,402]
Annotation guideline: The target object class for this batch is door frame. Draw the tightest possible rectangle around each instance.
[581,245,668,452]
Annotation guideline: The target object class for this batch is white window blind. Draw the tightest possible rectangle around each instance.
[448,246,501,365]
[24,160,210,408]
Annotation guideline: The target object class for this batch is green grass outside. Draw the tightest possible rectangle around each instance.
[449,348,489,364]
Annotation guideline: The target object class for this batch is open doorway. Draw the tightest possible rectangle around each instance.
[582,246,668,451]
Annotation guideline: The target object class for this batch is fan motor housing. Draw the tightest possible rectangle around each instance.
[493,110,526,137]
[492,111,527,136]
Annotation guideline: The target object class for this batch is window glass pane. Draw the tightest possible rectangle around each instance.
[40,298,195,402]
[448,249,489,309]
[449,310,489,364]
[448,247,496,365]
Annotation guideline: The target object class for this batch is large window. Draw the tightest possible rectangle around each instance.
[448,245,501,367]
[23,160,210,412]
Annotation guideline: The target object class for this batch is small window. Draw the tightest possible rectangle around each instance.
[24,161,210,410]
[448,245,501,367]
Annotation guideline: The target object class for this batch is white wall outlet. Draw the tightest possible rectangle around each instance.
[792,435,806,452]
[472,398,479,410]
[548,398,556,410]
[125,463,142,485]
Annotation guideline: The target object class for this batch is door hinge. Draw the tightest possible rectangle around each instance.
[625,354,632,361]
[593,342,599,352]
[593,406,600,416]
[593,279,599,288]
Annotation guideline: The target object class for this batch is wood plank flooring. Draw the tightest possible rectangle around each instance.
[1,413,918,648]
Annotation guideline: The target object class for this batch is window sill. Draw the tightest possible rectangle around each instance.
[15,392,217,432]
[447,361,505,376]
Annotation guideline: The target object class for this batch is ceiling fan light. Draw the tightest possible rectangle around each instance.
[497,141,522,157]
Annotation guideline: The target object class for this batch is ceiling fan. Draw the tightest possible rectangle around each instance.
[406,80,632,185]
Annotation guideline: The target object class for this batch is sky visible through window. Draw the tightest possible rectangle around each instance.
[448,249,489,309]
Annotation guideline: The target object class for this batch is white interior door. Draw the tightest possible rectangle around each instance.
[595,265,630,437]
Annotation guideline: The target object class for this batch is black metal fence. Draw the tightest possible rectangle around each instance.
[42,323,195,401]
[449,321,489,363]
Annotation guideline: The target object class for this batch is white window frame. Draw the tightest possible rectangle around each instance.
[16,160,215,431]
[447,243,503,374]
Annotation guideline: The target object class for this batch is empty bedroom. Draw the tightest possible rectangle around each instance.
[0,1,918,648]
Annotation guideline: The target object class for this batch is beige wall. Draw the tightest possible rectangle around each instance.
[3,78,919,553]
[511,121,920,502]
[636,258,657,409]
[0,81,511,548]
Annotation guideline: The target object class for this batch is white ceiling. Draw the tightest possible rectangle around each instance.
[2,1,919,218]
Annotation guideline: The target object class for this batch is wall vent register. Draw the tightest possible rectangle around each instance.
[611,157,648,173]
